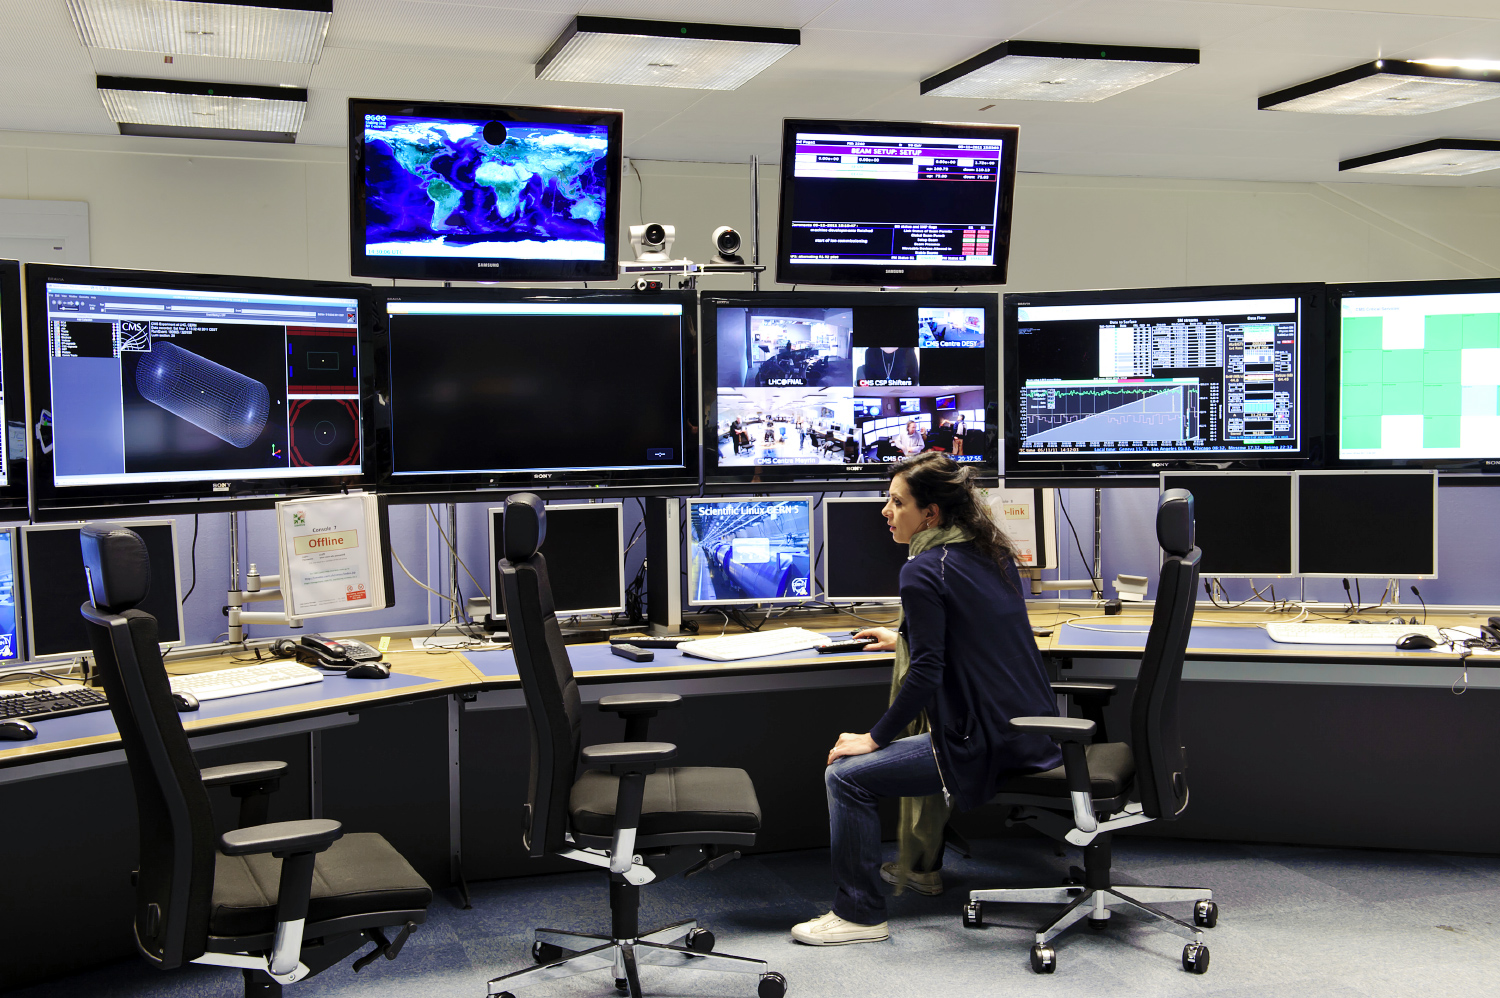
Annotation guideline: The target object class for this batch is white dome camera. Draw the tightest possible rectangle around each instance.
[630,222,675,262]
[711,225,744,265]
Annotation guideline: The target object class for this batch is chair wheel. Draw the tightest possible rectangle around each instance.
[962,901,983,928]
[496,993,516,998]
[1182,943,1210,974]
[758,970,787,998]
[1194,900,1218,928]
[615,979,629,992]
[1088,917,1109,930]
[1030,944,1056,973]
[532,941,562,964]
[685,927,715,953]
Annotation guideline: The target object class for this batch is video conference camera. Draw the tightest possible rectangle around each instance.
[711,225,744,265]
[630,223,675,263]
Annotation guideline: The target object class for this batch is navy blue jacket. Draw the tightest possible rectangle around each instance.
[869,542,1062,811]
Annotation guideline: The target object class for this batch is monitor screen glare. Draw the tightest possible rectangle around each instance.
[687,498,813,605]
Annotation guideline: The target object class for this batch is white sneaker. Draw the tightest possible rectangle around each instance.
[790,912,889,946]
[880,861,944,896]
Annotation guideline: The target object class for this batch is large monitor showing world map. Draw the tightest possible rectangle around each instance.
[348,98,624,283]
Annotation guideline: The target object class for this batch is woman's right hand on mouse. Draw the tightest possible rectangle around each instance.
[852,627,899,651]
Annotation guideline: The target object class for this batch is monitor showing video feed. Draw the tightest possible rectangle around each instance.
[379,289,697,497]
[686,497,813,606]
[349,98,623,283]
[0,261,26,512]
[1006,283,1324,474]
[703,291,997,488]
[777,118,1019,286]
[26,265,370,518]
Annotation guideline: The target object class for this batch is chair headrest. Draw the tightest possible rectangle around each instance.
[80,526,152,612]
[1157,489,1195,557]
[502,493,547,562]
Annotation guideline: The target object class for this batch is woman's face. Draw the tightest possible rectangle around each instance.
[882,473,939,544]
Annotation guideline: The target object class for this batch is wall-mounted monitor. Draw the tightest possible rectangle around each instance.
[348,98,623,283]
[822,497,905,602]
[935,394,957,410]
[1332,278,1500,469]
[377,289,697,498]
[1006,284,1325,476]
[1295,470,1437,579]
[686,497,813,606]
[1160,471,1294,578]
[25,265,371,519]
[488,502,625,619]
[776,118,1018,286]
[0,261,26,513]
[702,291,997,490]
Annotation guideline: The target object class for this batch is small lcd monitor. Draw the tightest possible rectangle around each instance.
[1160,472,1294,578]
[776,118,1018,286]
[702,291,997,489]
[686,497,813,606]
[935,394,957,411]
[0,527,21,663]
[1295,471,1437,578]
[25,265,370,519]
[379,289,697,497]
[1333,278,1500,468]
[1006,283,1325,474]
[823,497,906,602]
[488,502,625,618]
[22,520,184,659]
[0,261,26,513]
[349,98,623,283]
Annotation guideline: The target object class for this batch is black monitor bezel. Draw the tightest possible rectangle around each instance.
[371,286,700,501]
[1328,277,1500,471]
[775,118,1019,287]
[24,264,375,520]
[1004,282,1327,478]
[347,97,624,284]
[0,261,26,512]
[701,289,999,492]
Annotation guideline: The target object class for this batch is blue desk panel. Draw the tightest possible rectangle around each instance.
[1056,621,1462,658]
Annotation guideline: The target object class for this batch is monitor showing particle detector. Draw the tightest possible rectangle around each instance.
[686,497,813,606]
[349,98,623,283]
[1006,283,1324,475]
[26,265,370,519]
[0,261,26,513]
[777,118,1018,286]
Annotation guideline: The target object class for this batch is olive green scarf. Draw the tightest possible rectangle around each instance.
[887,523,970,893]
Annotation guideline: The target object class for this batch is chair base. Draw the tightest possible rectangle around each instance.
[487,920,784,998]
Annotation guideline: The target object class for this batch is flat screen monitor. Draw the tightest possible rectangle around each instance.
[686,497,813,606]
[488,502,625,617]
[0,261,25,513]
[702,291,997,489]
[1160,472,1293,578]
[1333,278,1500,467]
[378,289,697,497]
[21,520,184,659]
[0,527,20,663]
[1295,471,1437,578]
[25,265,370,519]
[1006,284,1324,474]
[823,497,905,602]
[776,118,1018,286]
[348,98,623,283]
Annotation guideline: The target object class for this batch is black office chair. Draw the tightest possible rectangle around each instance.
[487,494,785,998]
[77,526,433,998]
[962,489,1217,974]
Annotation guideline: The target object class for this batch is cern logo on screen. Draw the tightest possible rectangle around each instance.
[789,577,809,597]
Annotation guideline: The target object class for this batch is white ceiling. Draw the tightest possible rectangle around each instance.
[4,0,1500,185]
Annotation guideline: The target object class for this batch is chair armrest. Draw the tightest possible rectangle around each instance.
[1010,716,1096,743]
[1050,681,1117,702]
[201,760,290,787]
[598,693,681,714]
[219,818,343,858]
[1013,717,1098,831]
[581,741,677,774]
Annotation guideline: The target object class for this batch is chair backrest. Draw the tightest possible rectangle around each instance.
[496,493,582,858]
[77,526,216,967]
[1130,489,1202,821]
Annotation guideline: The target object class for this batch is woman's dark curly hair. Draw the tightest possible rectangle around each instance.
[889,452,1018,570]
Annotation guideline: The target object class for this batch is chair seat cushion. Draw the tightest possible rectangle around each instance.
[210,832,432,939]
[570,767,762,838]
[996,741,1136,799]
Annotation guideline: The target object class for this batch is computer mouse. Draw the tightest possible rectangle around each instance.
[172,691,200,712]
[1396,633,1437,650]
[345,661,391,679]
[0,718,39,740]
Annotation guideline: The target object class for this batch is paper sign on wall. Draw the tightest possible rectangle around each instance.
[276,493,386,618]
[989,487,1057,569]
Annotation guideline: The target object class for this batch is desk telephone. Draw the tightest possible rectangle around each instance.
[288,635,383,669]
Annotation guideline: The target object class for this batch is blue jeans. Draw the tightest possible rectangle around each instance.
[825,733,944,925]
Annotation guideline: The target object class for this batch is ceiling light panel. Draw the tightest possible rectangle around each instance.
[97,76,306,133]
[536,16,800,91]
[1261,61,1500,115]
[67,0,332,64]
[921,41,1198,102]
[1340,140,1500,176]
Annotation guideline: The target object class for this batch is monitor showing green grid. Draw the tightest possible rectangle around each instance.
[1339,288,1500,461]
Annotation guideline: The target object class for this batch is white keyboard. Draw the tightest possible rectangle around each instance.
[169,662,324,701]
[1265,623,1447,646]
[680,627,833,662]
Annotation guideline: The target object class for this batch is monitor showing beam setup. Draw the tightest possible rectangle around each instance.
[686,497,814,606]
[488,502,625,618]
[1295,471,1437,579]
[0,526,20,663]
[1160,472,1294,578]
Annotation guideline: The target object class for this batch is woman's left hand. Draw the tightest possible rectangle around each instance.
[827,732,878,765]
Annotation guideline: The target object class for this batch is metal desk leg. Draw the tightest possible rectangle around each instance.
[450,693,471,909]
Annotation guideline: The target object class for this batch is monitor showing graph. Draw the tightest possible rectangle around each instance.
[1006,284,1322,469]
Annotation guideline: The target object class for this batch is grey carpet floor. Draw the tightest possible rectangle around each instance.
[16,836,1500,998]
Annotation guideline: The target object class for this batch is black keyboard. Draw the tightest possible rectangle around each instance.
[0,686,109,722]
